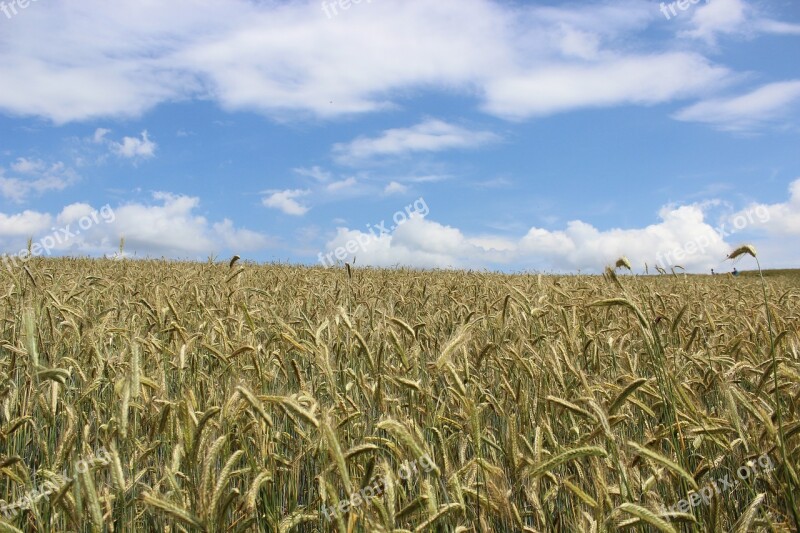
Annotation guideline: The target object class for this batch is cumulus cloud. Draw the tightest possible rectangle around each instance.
[0,193,271,259]
[114,131,156,158]
[0,210,52,237]
[384,181,408,195]
[674,80,800,132]
[728,178,800,236]
[319,182,800,272]
[212,219,272,250]
[322,216,477,269]
[0,158,79,202]
[516,205,731,271]
[92,128,158,159]
[333,120,500,163]
[712,178,800,268]
[262,189,311,216]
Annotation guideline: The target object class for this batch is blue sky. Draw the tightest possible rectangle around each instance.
[1,0,799,272]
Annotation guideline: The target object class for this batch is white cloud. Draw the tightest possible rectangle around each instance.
[384,181,408,195]
[212,219,273,250]
[320,187,800,272]
[262,189,311,216]
[556,26,602,60]
[56,203,97,225]
[674,80,800,132]
[0,0,740,124]
[322,217,476,269]
[92,128,158,159]
[333,119,499,163]
[0,193,271,258]
[0,159,79,202]
[11,157,47,174]
[483,53,730,119]
[408,175,452,183]
[107,193,222,255]
[716,178,800,269]
[515,205,732,271]
[680,0,748,43]
[678,0,800,42]
[0,210,52,237]
[98,192,270,256]
[111,130,157,159]
[754,19,800,36]
[93,128,111,143]
[326,177,357,192]
[728,178,800,236]
[294,166,332,182]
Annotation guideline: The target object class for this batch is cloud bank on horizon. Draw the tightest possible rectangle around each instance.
[0,0,798,272]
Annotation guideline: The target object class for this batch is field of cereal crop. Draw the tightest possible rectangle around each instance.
[1,257,799,532]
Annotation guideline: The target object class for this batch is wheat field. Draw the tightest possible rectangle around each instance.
[0,257,798,532]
